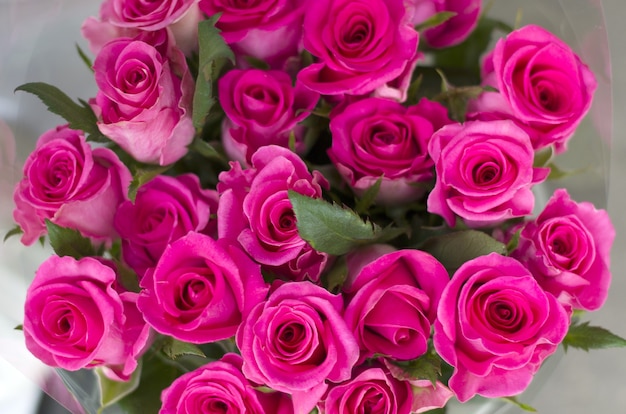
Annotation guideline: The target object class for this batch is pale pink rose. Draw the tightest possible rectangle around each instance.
[407,0,482,48]
[427,120,549,227]
[329,97,452,205]
[91,38,194,165]
[137,232,267,344]
[434,253,569,402]
[217,145,330,282]
[298,0,419,96]
[114,174,219,278]
[218,69,319,164]
[199,0,306,67]
[82,0,201,55]
[160,353,293,414]
[23,256,151,380]
[13,125,131,246]
[512,188,614,311]
[343,246,449,362]
[470,25,597,152]
[237,281,359,414]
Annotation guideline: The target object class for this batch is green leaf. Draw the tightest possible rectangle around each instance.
[288,130,297,153]
[506,229,522,253]
[45,220,97,259]
[114,260,141,293]
[188,138,228,163]
[128,165,171,202]
[534,147,554,167]
[562,320,626,352]
[162,337,207,360]
[4,225,23,242]
[192,15,236,129]
[75,43,94,72]
[96,362,142,413]
[405,73,424,105]
[546,162,588,181]
[289,191,381,256]
[354,177,382,214]
[243,55,270,70]
[502,396,537,412]
[420,230,507,274]
[14,324,23,331]
[415,11,457,32]
[324,256,348,292]
[421,409,446,414]
[430,16,513,78]
[387,351,443,386]
[15,82,104,140]
[114,351,185,414]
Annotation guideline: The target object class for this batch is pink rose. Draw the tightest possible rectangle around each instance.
[471,25,597,152]
[23,256,151,380]
[329,97,452,205]
[512,188,614,311]
[298,0,419,96]
[407,0,482,48]
[427,120,549,227]
[160,353,293,414]
[218,69,319,164]
[199,0,306,67]
[13,125,131,246]
[114,174,219,278]
[82,0,201,55]
[237,281,359,414]
[320,362,453,414]
[138,232,267,343]
[342,245,449,361]
[92,38,194,165]
[217,145,330,282]
[434,253,569,402]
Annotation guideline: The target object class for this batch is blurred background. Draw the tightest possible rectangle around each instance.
[0,0,624,413]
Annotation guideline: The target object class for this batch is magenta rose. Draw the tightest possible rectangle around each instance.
[342,246,449,362]
[471,25,597,152]
[406,0,482,48]
[217,145,330,281]
[320,361,453,414]
[138,232,267,343]
[434,253,569,402]
[298,0,419,96]
[512,188,614,311]
[427,120,549,227]
[91,37,194,165]
[160,353,293,414]
[114,174,218,278]
[23,256,151,380]
[82,0,201,55]
[199,0,306,67]
[329,97,452,205]
[237,281,359,414]
[218,69,319,164]
[13,125,131,246]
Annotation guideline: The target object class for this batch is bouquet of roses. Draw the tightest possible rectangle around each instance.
[7,0,625,413]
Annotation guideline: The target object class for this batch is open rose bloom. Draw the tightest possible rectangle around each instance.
[4,0,619,413]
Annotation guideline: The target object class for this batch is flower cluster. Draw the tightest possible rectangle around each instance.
[10,0,621,413]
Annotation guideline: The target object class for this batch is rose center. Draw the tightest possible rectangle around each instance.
[57,312,73,335]
[473,161,500,185]
[362,388,386,413]
[279,212,296,230]
[277,322,305,350]
[177,278,211,310]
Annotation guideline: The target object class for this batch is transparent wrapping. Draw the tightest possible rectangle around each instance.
[0,0,612,413]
